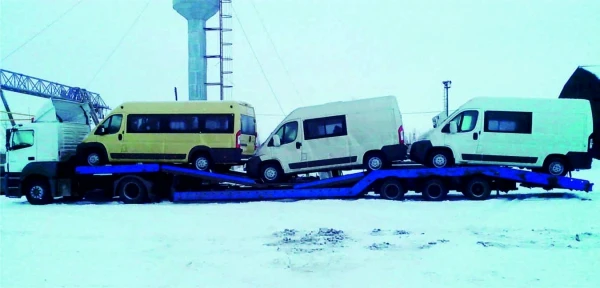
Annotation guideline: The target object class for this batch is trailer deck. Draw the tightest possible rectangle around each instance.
[73,164,594,203]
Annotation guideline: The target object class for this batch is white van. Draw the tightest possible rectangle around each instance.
[409,97,594,176]
[246,96,408,183]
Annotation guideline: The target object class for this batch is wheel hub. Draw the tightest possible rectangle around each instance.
[369,157,382,170]
[433,155,447,167]
[29,185,44,200]
[549,162,564,175]
[195,158,209,170]
[471,183,485,197]
[264,167,277,180]
[123,182,141,200]
[88,154,99,165]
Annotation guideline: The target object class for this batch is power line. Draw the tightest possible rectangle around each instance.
[248,0,303,105]
[231,4,285,115]
[85,0,151,88]
[2,0,85,61]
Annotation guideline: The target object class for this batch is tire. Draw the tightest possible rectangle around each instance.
[190,153,212,171]
[260,162,283,184]
[24,179,53,205]
[421,178,448,201]
[463,177,492,200]
[364,152,386,171]
[378,178,406,200]
[543,157,568,176]
[427,149,453,168]
[117,177,148,204]
[82,149,106,166]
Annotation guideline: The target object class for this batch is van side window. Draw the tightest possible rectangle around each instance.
[127,115,161,133]
[484,111,532,134]
[167,115,200,133]
[442,111,478,133]
[202,114,234,134]
[303,115,347,140]
[269,121,298,146]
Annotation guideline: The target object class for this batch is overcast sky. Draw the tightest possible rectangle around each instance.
[1,0,599,139]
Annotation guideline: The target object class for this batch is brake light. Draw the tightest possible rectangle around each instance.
[235,130,241,149]
[398,125,405,144]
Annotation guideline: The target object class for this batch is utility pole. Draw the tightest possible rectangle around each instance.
[443,80,452,117]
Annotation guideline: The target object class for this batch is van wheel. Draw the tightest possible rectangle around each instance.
[544,157,568,176]
[24,179,53,205]
[427,150,453,168]
[191,153,212,171]
[364,152,386,171]
[261,163,283,184]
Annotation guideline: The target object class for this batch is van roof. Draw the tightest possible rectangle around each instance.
[285,95,399,119]
[109,100,254,113]
[460,96,590,110]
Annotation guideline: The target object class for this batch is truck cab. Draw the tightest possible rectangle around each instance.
[2,99,92,204]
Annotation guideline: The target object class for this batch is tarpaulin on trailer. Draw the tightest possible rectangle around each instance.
[559,66,600,159]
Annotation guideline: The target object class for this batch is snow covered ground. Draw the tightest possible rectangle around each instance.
[1,163,600,288]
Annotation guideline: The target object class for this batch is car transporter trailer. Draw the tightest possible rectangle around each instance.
[7,163,593,205]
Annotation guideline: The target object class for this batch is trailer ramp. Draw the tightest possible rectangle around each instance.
[172,166,593,202]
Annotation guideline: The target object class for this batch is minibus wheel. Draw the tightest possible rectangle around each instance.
[427,149,453,168]
[191,153,212,171]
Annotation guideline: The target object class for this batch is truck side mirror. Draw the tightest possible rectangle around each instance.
[5,129,9,151]
[449,122,458,134]
[272,135,281,147]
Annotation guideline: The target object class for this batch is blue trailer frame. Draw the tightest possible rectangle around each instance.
[74,164,594,203]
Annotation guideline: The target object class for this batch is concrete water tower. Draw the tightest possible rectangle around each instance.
[173,0,220,101]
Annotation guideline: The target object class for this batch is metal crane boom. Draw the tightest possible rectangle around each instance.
[0,69,109,125]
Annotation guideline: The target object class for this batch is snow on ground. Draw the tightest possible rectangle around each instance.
[1,163,600,288]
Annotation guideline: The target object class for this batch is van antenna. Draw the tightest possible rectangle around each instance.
[174,87,178,101]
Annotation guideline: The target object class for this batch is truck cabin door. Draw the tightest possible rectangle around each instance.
[7,129,37,173]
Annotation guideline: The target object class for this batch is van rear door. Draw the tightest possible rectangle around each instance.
[239,110,257,158]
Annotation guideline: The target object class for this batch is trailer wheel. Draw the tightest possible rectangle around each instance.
[463,177,491,200]
[421,178,448,201]
[117,177,148,204]
[24,178,53,205]
[378,178,406,200]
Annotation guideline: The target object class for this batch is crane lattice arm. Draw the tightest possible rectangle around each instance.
[0,69,109,125]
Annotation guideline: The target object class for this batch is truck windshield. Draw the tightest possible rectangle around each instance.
[10,130,34,150]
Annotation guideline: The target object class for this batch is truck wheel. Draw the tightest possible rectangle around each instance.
[421,178,448,201]
[191,153,212,171]
[378,178,405,200]
[261,163,283,184]
[463,177,491,200]
[24,179,53,205]
[117,177,148,204]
